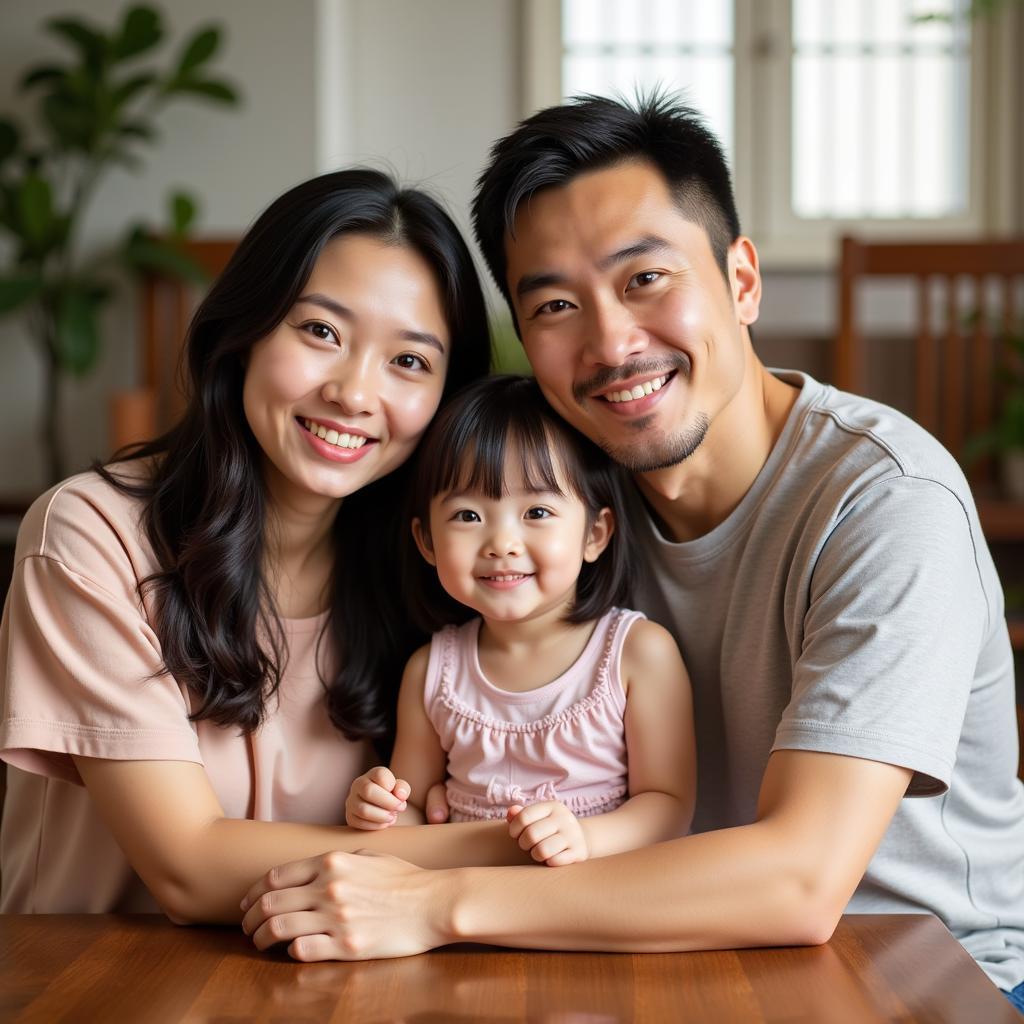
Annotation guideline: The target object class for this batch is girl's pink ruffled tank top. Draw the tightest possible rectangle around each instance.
[423,607,644,822]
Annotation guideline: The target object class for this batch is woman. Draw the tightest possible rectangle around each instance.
[0,168,497,921]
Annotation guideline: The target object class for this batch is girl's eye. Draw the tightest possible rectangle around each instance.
[533,298,575,318]
[303,321,338,344]
[525,507,552,520]
[627,270,661,290]
[393,352,429,372]
[452,510,481,523]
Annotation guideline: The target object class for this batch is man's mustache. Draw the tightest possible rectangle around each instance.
[572,353,691,404]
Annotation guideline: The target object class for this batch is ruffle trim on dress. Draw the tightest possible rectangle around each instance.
[436,609,629,735]
[447,782,628,821]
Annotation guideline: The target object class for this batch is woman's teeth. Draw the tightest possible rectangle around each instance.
[604,373,669,404]
[303,419,367,449]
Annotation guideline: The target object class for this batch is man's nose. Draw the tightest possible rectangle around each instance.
[583,297,649,367]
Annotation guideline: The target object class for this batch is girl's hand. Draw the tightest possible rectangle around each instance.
[345,767,410,830]
[240,850,453,960]
[507,801,589,866]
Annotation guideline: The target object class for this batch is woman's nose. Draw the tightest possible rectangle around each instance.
[321,359,378,416]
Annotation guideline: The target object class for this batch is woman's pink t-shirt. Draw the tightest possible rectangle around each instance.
[0,468,371,912]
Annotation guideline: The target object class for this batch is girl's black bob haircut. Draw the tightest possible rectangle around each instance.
[404,374,635,633]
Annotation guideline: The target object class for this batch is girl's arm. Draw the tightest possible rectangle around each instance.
[365,644,449,827]
[579,619,695,858]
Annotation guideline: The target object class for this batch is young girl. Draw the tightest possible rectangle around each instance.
[345,375,696,866]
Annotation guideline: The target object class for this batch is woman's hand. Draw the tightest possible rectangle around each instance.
[345,767,411,830]
[240,850,454,960]
[507,801,589,866]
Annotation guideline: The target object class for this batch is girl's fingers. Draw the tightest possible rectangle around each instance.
[507,804,553,841]
[529,833,571,864]
[544,848,582,868]
[392,779,411,802]
[515,817,560,851]
[349,800,400,824]
[358,782,407,813]
[365,766,397,791]
[424,782,450,823]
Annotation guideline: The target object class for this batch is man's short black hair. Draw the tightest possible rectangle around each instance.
[472,92,741,305]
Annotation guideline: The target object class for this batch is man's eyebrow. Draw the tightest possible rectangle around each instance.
[514,235,678,300]
[295,293,445,354]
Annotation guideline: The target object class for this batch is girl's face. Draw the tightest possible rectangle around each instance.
[243,233,450,509]
[413,451,613,629]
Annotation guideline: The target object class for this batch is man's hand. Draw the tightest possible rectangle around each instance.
[345,767,410,830]
[241,850,453,960]
[507,801,589,866]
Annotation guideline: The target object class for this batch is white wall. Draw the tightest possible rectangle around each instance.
[0,0,319,496]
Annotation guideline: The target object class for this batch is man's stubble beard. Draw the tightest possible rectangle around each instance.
[598,412,710,474]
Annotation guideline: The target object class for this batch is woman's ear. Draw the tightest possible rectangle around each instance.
[411,517,437,566]
[583,507,614,563]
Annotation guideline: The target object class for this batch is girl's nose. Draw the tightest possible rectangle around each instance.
[485,527,523,558]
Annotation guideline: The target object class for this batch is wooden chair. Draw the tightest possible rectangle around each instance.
[110,239,237,451]
[836,236,1024,743]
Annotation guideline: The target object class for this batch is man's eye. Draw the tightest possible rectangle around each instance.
[453,510,480,523]
[393,353,428,371]
[627,271,661,290]
[525,507,552,520]
[303,321,337,343]
[534,298,574,317]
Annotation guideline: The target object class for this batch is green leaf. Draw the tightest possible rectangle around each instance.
[0,119,20,163]
[118,121,156,141]
[46,18,108,71]
[121,232,209,284]
[0,271,43,315]
[176,27,221,77]
[55,286,105,376]
[170,191,197,235]
[42,93,95,151]
[17,174,54,247]
[113,6,162,60]
[112,72,157,109]
[167,78,239,104]
[19,66,68,92]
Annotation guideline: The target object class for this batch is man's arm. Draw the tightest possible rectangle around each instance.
[241,749,911,959]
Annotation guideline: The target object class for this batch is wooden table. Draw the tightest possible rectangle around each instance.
[1,914,1018,1022]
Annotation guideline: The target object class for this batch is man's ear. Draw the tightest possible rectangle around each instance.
[583,507,614,563]
[411,517,437,566]
[729,236,762,327]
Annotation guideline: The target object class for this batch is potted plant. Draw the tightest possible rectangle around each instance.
[0,4,240,484]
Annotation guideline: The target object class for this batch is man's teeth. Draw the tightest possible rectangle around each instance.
[604,374,669,404]
[304,419,367,449]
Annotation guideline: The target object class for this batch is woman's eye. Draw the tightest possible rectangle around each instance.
[453,510,481,523]
[525,507,552,520]
[627,270,661,290]
[304,321,338,343]
[393,352,428,372]
[534,298,574,317]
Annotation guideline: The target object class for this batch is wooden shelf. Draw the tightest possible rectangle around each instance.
[1009,616,1024,651]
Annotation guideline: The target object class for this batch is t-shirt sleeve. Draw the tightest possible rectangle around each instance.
[773,475,987,795]
[0,553,202,785]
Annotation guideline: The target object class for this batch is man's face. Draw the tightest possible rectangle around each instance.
[505,159,759,474]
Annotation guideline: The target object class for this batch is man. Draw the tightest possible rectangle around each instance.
[242,95,1024,1002]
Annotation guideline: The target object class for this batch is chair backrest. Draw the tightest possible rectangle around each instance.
[110,239,237,451]
[836,236,1024,482]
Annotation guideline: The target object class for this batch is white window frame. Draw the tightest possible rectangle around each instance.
[521,0,1020,269]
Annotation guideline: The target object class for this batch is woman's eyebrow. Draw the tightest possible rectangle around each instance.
[295,293,445,354]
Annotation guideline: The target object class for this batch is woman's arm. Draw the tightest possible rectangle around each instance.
[579,619,695,858]
[73,755,528,925]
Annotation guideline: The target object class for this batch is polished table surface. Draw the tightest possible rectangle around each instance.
[1,913,1018,1023]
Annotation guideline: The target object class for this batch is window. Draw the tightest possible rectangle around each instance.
[522,0,1019,266]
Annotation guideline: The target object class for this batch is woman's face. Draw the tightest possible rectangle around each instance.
[243,233,451,508]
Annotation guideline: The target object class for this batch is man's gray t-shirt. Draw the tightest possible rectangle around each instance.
[628,370,1024,990]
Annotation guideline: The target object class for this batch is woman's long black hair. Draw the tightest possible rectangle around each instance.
[97,169,490,751]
